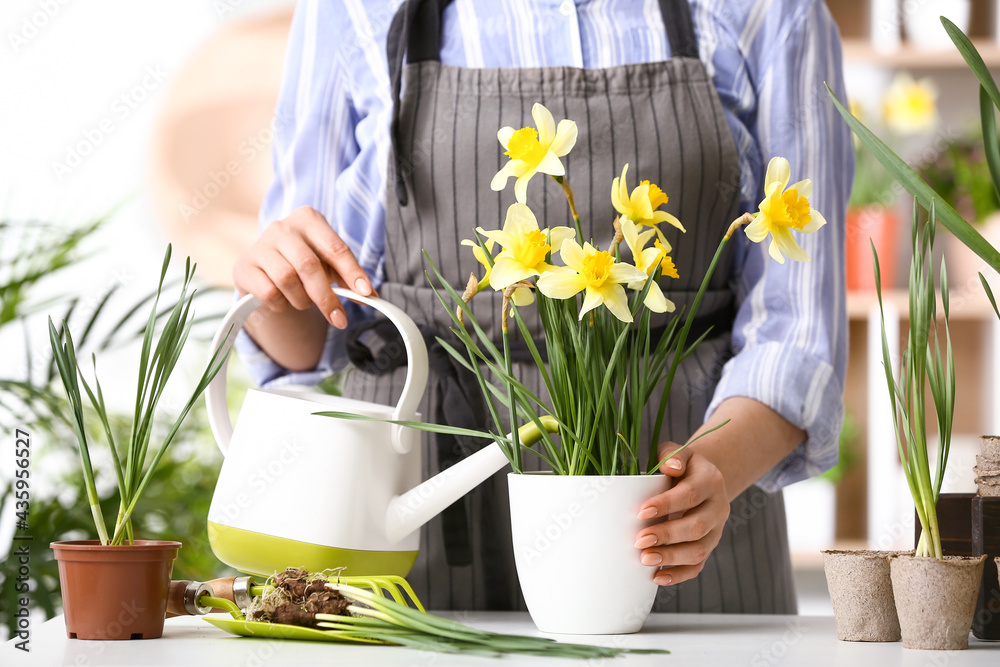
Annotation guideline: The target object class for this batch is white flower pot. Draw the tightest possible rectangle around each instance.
[508,472,668,634]
[903,0,970,50]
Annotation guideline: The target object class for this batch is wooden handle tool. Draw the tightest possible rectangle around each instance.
[166,580,214,618]
[166,576,258,617]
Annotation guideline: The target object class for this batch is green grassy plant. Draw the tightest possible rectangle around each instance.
[873,202,955,559]
[0,218,237,639]
[47,245,229,544]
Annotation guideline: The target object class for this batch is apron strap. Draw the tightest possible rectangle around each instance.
[660,0,700,59]
[387,0,447,206]
[386,0,701,205]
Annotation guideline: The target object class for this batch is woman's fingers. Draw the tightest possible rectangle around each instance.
[293,207,373,296]
[274,234,346,327]
[638,473,714,520]
[233,206,374,329]
[234,263,291,312]
[654,441,689,478]
[634,510,713,549]
[652,563,705,587]
[256,248,312,310]
[635,451,730,587]
[637,497,727,560]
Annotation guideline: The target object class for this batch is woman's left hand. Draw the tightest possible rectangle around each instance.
[633,443,731,586]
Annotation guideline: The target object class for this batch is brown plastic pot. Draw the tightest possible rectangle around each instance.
[51,540,181,640]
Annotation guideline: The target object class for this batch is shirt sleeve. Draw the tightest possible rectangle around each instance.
[706,0,853,492]
[234,0,366,389]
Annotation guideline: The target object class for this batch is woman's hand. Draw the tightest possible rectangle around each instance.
[233,205,373,328]
[232,206,373,371]
[633,443,730,587]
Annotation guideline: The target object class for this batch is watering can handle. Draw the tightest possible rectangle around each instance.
[205,290,429,456]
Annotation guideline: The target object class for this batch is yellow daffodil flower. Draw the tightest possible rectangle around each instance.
[659,251,679,279]
[460,238,534,308]
[848,99,863,120]
[620,219,675,313]
[744,157,826,263]
[462,238,496,286]
[476,203,575,291]
[491,103,579,204]
[537,239,647,323]
[882,73,938,135]
[511,288,535,307]
[611,164,685,234]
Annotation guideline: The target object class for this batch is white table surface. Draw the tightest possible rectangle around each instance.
[2,612,998,666]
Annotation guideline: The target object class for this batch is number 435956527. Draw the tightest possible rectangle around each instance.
[14,428,30,529]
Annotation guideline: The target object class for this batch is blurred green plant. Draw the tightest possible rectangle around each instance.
[848,73,940,210]
[920,134,1000,224]
[817,412,860,486]
[827,17,1000,275]
[0,217,236,640]
[850,146,896,210]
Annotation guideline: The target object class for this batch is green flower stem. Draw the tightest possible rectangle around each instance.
[552,175,583,238]
[501,330,521,473]
[648,213,752,471]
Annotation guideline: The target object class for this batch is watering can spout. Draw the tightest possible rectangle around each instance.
[386,417,559,543]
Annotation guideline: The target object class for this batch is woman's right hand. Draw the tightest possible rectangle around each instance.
[233,205,373,328]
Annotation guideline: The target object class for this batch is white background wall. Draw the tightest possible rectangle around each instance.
[0,3,293,622]
[0,0,294,403]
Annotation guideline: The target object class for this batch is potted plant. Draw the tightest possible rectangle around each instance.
[394,104,826,634]
[827,20,1000,280]
[847,156,898,292]
[920,133,1000,293]
[845,74,939,292]
[48,245,228,640]
[820,414,909,643]
[829,17,1000,649]
[871,202,986,650]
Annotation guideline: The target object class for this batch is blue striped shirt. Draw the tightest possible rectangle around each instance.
[236,0,854,491]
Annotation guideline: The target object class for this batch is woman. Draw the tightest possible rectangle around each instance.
[233,0,852,613]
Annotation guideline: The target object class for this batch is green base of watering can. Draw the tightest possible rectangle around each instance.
[208,522,419,577]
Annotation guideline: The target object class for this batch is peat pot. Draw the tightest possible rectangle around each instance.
[51,540,181,640]
[889,554,986,650]
[822,550,908,642]
[508,472,668,634]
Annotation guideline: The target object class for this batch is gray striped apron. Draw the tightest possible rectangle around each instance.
[342,0,797,613]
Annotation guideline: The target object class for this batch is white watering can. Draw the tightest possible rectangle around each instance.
[205,290,549,577]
